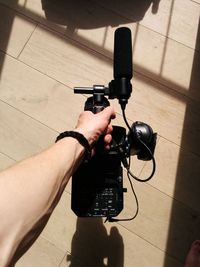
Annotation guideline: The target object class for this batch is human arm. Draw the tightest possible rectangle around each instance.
[0,107,115,267]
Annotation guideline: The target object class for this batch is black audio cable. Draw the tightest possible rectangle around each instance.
[121,108,156,182]
[105,107,156,223]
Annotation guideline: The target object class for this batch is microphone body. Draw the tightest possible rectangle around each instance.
[114,27,133,79]
[110,27,133,108]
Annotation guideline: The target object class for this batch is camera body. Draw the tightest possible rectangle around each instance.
[71,85,156,218]
[72,88,127,217]
[72,141,124,217]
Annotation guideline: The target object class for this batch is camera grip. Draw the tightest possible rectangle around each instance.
[84,96,110,113]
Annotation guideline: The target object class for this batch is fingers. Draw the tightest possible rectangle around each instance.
[104,134,112,150]
[100,106,116,121]
[104,134,112,143]
[102,108,115,150]
[76,106,116,148]
[105,124,113,135]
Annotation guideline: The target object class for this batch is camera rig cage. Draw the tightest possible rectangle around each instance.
[71,27,157,222]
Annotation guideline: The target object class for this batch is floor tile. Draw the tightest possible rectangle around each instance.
[16,237,65,267]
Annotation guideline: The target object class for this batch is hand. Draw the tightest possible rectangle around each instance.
[75,106,116,150]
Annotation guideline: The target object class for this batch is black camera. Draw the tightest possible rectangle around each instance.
[71,28,157,221]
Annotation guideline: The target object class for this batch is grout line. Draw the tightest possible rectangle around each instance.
[0,151,16,162]
[17,23,38,59]
[146,181,200,218]
[36,236,69,267]
[57,252,68,267]
[117,220,184,264]
[40,235,68,254]
[133,69,193,103]
[0,97,59,134]
[157,135,200,159]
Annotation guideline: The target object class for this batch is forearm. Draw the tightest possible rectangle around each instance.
[0,137,85,266]
[0,107,115,266]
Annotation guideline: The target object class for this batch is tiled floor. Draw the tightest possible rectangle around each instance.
[0,1,200,266]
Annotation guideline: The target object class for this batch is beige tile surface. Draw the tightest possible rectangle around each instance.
[0,4,36,57]
[0,1,199,266]
[121,178,200,262]
[132,74,200,155]
[16,237,65,267]
[19,25,113,88]
[2,0,197,110]
[2,0,199,51]
[17,24,200,155]
[16,22,200,145]
[143,137,200,213]
[93,0,200,49]
[18,21,200,102]
[0,52,84,133]
[0,153,15,171]
[141,0,200,50]
[42,192,182,267]
[0,100,56,161]
[132,25,200,98]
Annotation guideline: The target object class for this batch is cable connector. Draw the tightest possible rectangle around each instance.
[104,217,119,223]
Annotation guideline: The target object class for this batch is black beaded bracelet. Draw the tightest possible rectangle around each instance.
[56,131,91,159]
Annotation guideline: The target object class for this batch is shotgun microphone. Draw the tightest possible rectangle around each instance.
[114,27,133,79]
[109,27,133,109]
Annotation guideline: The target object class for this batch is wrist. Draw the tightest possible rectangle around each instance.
[74,128,97,147]
[56,130,92,160]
